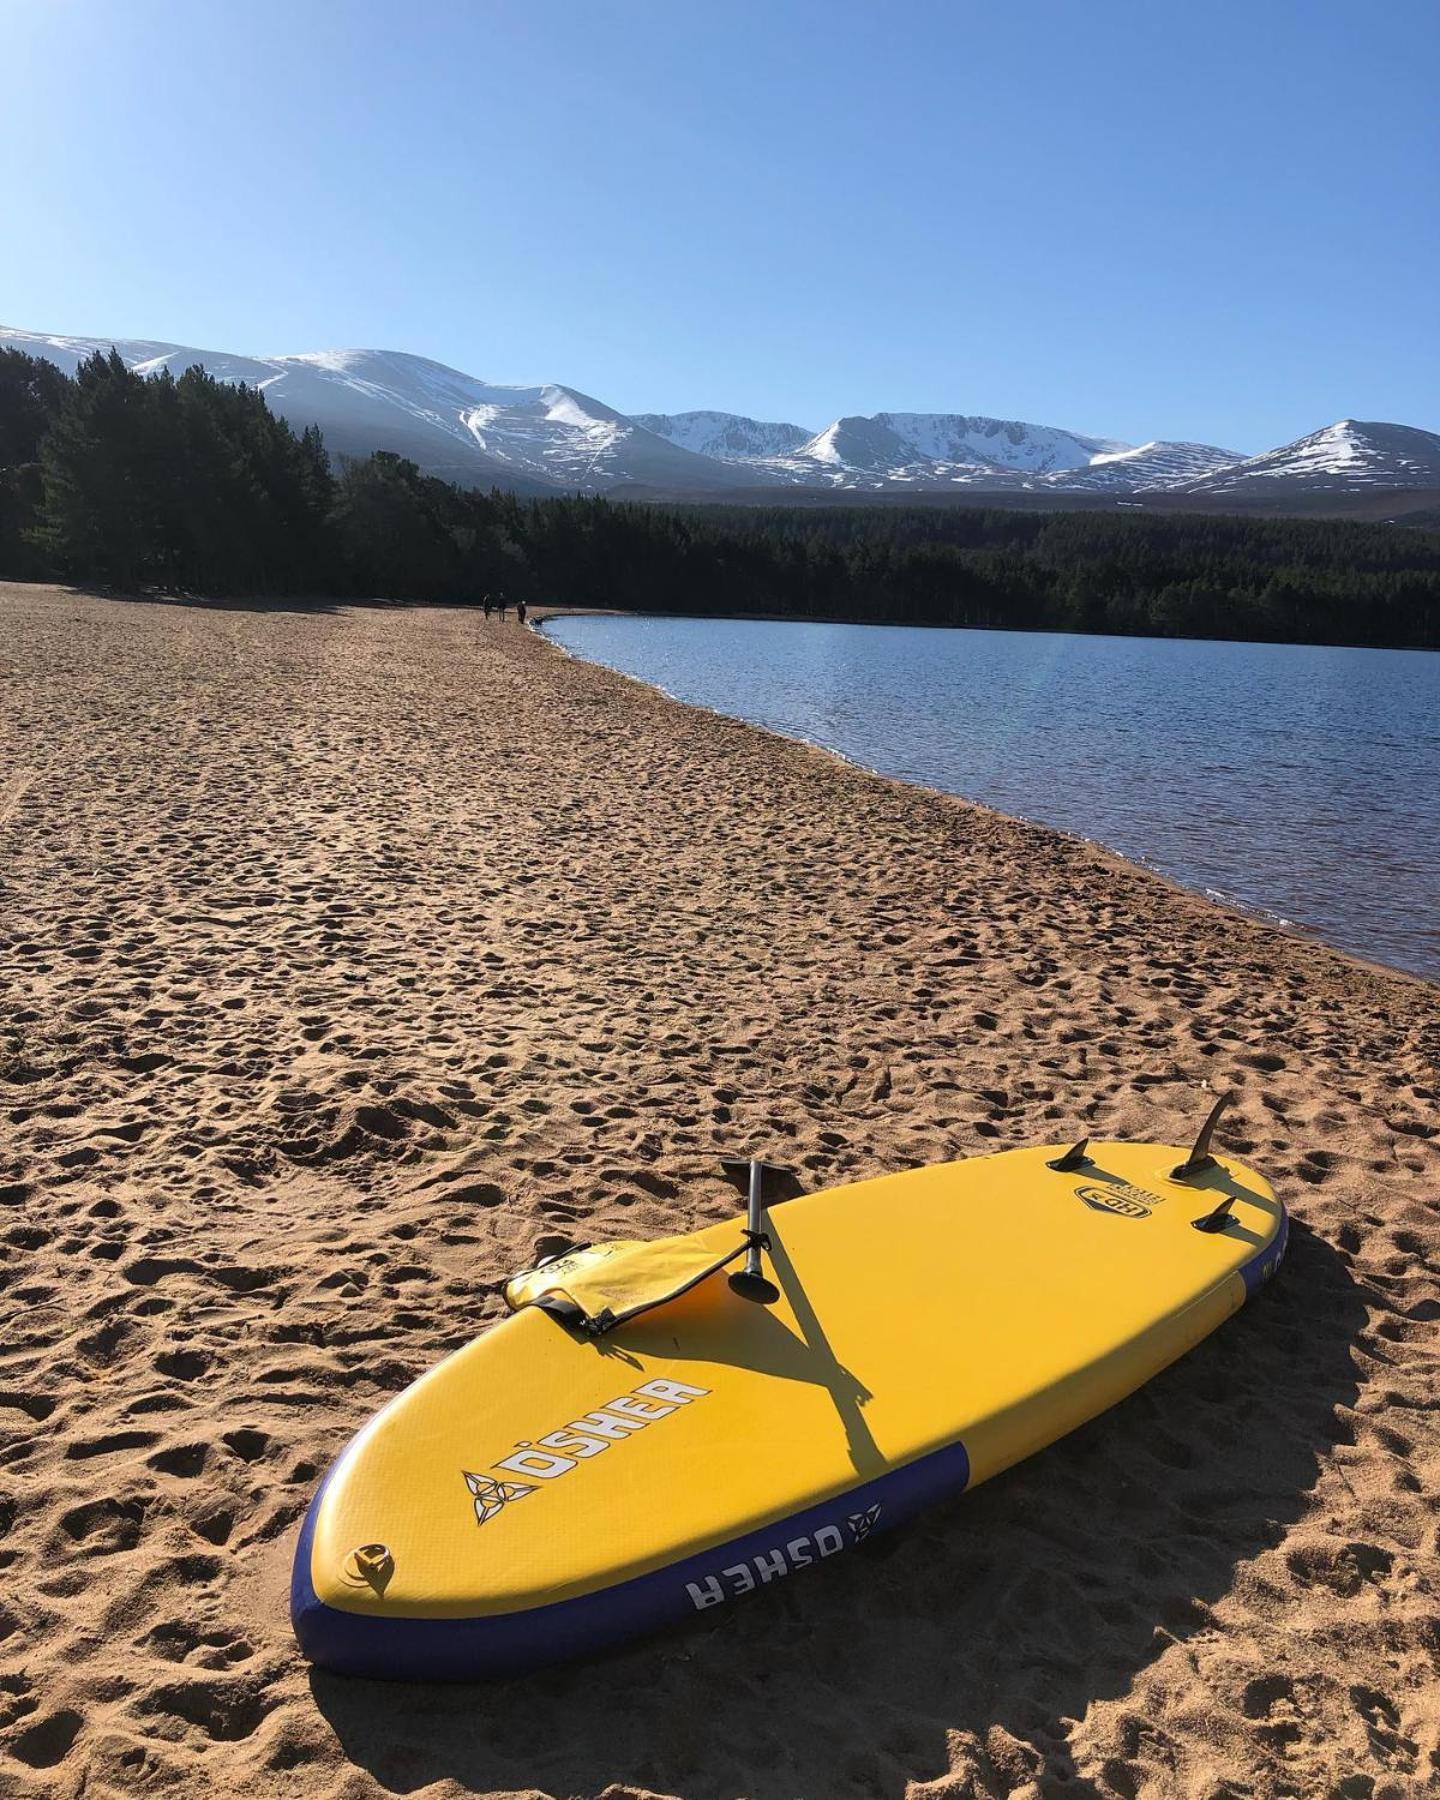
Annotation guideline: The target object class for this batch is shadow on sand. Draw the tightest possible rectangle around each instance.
[311,1221,1363,1798]
[86,585,362,616]
[76,581,496,616]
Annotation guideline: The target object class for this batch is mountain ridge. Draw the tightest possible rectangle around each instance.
[3,325,1436,504]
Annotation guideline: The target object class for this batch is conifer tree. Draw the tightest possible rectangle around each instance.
[0,348,70,577]
[36,350,154,584]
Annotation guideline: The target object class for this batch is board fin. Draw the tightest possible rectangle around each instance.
[1176,1091,1247,1231]
[1046,1135,1090,1173]
[1171,1090,1234,1182]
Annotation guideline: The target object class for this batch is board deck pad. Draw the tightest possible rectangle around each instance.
[292,1139,1286,1679]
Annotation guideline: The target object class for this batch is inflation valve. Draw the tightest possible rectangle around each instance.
[342,1543,394,1595]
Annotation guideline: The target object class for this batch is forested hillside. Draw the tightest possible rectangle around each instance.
[3,347,1437,647]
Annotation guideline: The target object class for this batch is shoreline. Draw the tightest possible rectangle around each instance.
[3,581,1437,1798]
[531,599,1440,656]
[536,607,1436,994]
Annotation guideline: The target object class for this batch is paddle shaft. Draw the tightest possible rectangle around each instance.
[743,1160,765,1280]
[728,1157,781,1304]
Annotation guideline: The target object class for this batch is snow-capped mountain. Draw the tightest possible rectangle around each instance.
[637,409,1241,491]
[0,329,757,495]
[633,410,813,461]
[626,410,1238,493]
[1176,420,1440,496]
[801,412,1127,476]
[3,326,1434,504]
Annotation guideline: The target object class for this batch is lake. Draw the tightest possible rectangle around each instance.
[544,615,1440,983]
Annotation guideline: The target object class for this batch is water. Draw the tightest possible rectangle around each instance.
[545,614,1440,983]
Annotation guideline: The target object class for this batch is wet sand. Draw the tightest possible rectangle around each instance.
[1,581,1437,1798]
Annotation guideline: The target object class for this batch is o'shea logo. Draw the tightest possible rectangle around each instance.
[461,1378,710,1528]
[1075,1184,1152,1219]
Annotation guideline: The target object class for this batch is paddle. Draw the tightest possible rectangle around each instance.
[719,1156,786,1305]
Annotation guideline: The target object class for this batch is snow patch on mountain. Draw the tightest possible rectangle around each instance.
[1039,440,1247,490]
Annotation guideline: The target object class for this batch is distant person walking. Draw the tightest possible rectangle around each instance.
[482,593,493,619]
[516,598,528,625]
[497,593,509,620]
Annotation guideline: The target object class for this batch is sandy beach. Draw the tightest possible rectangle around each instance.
[1,581,1437,1799]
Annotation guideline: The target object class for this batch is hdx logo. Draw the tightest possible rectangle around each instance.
[1075,1183,1154,1219]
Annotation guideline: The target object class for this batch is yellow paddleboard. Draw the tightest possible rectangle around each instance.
[292,1117,1286,1680]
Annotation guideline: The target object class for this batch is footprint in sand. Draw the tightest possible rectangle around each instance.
[7,1707,84,1770]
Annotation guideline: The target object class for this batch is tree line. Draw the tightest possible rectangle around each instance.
[3,345,1438,647]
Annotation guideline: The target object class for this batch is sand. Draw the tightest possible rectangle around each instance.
[0,581,1436,1800]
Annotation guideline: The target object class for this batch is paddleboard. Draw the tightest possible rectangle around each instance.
[292,1115,1286,1680]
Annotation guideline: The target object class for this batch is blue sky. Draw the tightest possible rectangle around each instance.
[3,0,1436,451]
